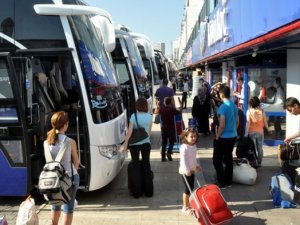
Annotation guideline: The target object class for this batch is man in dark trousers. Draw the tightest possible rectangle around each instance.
[213,85,239,188]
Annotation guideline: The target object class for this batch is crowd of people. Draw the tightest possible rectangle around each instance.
[151,75,299,214]
[43,74,299,222]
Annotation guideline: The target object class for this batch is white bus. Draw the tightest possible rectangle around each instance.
[130,33,160,111]
[111,28,152,116]
[0,0,126,196]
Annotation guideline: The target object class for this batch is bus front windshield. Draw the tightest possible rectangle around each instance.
[69,15,123,123]
[125,37,150,99]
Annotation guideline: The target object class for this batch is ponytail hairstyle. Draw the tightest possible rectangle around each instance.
[47,111,69,145]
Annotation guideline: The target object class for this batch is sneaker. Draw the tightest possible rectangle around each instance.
[218,184,227,189]
[214,183,227,189]
[161,157,166,162]
[181,207,193,215]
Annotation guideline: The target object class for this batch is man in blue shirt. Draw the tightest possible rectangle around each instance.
[213,85,239,188]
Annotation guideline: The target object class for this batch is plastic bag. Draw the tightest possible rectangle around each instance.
[16,196,39,225]
[0,215,8,225]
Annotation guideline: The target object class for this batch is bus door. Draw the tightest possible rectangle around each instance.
[0,53,32,196]
[113,58,138,121]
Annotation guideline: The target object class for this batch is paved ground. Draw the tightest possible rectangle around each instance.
[1,93,300,225]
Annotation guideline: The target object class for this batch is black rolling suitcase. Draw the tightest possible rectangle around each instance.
[141,162,154,197]
[127,161,143,198]
[128,161,154,198]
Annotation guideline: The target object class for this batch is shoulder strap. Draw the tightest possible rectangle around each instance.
[55,136,68,162]
[44,136,68,163]
[44,143,54,163]
[134,113,140,127]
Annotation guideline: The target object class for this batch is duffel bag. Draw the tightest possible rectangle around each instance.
[233,158,257,185]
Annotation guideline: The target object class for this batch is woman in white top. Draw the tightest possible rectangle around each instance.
[44,111,80,225]
[179,128,201,214]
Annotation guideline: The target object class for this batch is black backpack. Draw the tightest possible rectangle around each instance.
[236,136,258,167]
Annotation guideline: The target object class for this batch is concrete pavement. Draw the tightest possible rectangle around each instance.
[2,94,300,225]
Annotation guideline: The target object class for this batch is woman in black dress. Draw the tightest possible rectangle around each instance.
[192,85,211,134]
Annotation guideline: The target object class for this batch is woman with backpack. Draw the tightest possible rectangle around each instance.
[44,111,80,225]
[244,96,269,167]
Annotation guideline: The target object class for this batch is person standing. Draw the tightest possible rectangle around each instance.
[244,96,269,166]
[44,111,80,225]
[284,97,300,143]
[155,78,175,110]
[213,85,238,188]
[274,76,286,139]
[179,128,201,214]
[233,77,248,110]
[281,97,300,184]
[182,79,189,109]
[192,85,211,135]
[160,97,182,161]
[124,97,153,197]
[171,76,177,94]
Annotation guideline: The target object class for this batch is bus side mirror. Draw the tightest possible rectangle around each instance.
[91,15,116,53]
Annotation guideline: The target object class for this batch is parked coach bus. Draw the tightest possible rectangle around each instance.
[130,33,160,111]
[111,27,152,117]
[0,0,126,196]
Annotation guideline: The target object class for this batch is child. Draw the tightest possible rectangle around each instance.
[179,128,201,214]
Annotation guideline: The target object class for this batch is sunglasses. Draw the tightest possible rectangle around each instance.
[184,127,197,132]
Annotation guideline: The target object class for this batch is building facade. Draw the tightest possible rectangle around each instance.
[175,0,300,145]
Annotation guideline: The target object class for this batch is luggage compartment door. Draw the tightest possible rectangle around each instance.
[0,53,31,196]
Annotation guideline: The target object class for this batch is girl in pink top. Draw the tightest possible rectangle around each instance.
[179,128,201,214]
[245,96,269,166]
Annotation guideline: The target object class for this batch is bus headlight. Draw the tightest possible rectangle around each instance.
[98,145,118,159]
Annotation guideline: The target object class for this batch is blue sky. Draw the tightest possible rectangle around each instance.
[85,0,184,54]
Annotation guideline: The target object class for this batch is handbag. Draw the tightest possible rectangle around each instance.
[154,114,160,124]
[128,113,149,144]
[0,216,8,225]
[278,143,300,161]
[233,158,257,185]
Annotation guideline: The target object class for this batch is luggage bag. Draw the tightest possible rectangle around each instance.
[183,175,233,225]
[128,161,154,198]
[232,158,257,185]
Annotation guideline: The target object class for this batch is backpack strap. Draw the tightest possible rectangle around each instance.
[54,136,68,162]
[44,136,68,163]
[44,143,54,163]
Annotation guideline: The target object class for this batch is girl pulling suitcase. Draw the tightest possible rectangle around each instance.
[179,128,201,214]
[179,128,233,224]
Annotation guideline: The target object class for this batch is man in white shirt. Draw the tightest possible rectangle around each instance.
[182,79,189,109]
[233,77,249,111]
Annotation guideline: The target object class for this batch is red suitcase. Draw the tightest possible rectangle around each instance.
[183,177,233,225]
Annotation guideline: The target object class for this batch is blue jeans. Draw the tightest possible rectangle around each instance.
[52,173,80,214]
[249,132,264,165]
